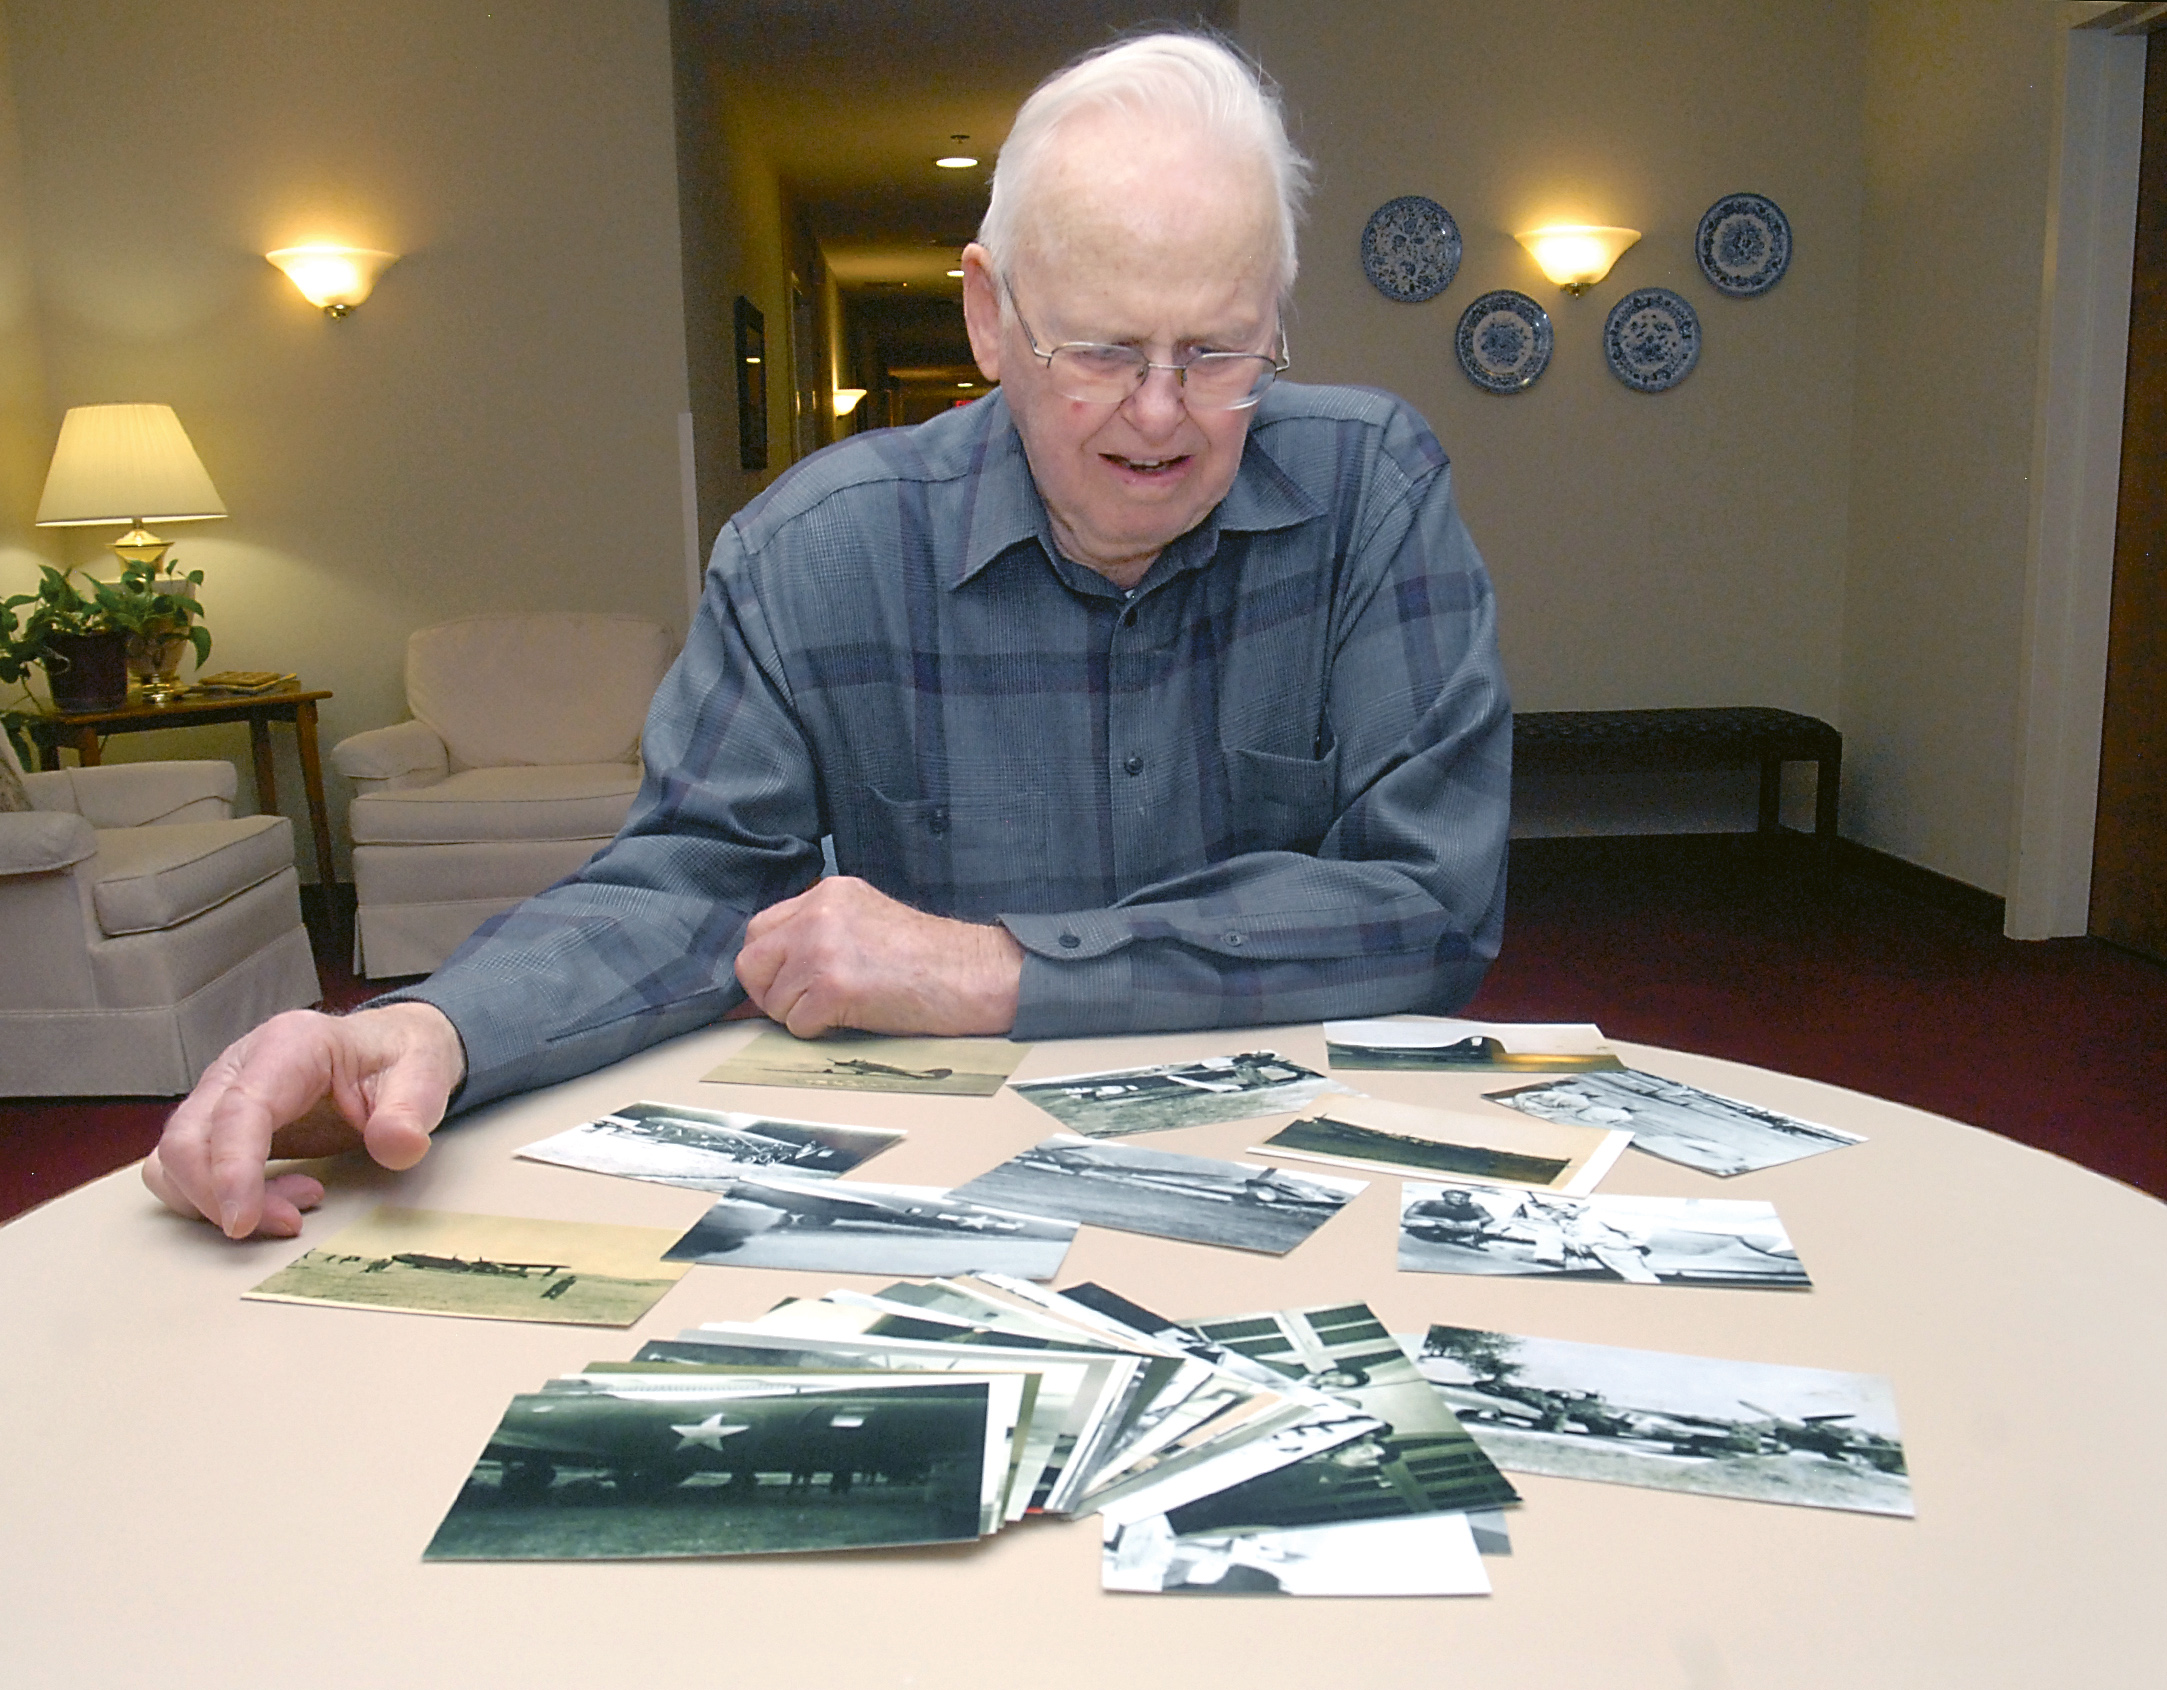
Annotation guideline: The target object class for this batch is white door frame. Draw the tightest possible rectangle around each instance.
[2006,11,2150,938]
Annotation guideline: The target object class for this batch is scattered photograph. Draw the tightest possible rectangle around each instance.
[243,1205,687,1327]
[1397,1182,1810,1288]
[1255,1093,1630,1194]
[950,1134,1364,1255]
[661,1173,1077,1280]
[1176,1303,1520,1521]
[1102,1509,1489,1596]
[1012,1051,1351,1139]
[424,1374,1011,1559]
[516,1100,904,1190]
[1413,1324,1913,1517]
[1486,1068,1864,1177]
[1324,1016,1623,1073]
[702,1028,1027,1096]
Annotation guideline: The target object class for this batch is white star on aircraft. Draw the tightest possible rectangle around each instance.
[670,1411,753,1452]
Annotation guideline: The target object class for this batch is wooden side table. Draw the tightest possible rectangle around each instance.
[26,687,338,887]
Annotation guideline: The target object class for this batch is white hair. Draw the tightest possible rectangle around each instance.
[978,31,1313,299]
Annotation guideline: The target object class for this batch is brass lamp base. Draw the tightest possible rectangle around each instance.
[108,526,174,570]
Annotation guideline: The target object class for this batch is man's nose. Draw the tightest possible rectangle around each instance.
[1121,363,1189,436]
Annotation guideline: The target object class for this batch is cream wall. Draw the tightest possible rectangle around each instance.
[1844,1,2064,893]
[0,0,691,881]
[1243,1,2081,890]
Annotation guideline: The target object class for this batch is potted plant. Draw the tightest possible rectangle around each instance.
[1,561,212,735]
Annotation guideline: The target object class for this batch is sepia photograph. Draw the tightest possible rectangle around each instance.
[243,1205,688,1327]
[1486,1068,1864,1176]
[424,1374,1007,1559]
[950,1134,1365,1254]
[1413,1324,1913,1516]
[1398,1182,1811,1287]
[1102,1509,1489,1596]
[1324,1016,1623,1073]
[516,1099,904,1190]
[1012,1051,1350,1138]
[702,1028,1028,1096]
[661,1173,1076,1279]
[1255,1093,1631,1194]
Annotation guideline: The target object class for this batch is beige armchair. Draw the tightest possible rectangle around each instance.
[0,734,320,1096]
[331,612,676,979]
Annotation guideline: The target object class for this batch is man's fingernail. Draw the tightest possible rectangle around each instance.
[219,1202,243,1235]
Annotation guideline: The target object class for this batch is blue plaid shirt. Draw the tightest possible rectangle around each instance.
[398,382,1509,1112]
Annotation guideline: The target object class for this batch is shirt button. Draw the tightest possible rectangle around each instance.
[1058,932,1081,949]
[1224,932,1245,947]
[1123,755,1144,776]
[928,808,950,835]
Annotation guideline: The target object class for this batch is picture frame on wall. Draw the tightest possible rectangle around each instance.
[734,295,768,472]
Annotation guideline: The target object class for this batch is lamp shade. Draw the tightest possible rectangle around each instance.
[266,245,397,313]
[1514,226,1643,294]
[35,404,227,526]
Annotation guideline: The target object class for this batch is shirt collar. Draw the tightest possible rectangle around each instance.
[952,388,1326,591]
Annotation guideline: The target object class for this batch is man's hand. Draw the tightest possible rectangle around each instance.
[735,876,1023,1038]
[142,1002,467,1241]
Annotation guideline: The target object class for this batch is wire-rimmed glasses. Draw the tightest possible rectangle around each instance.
[1010,298,1288,410]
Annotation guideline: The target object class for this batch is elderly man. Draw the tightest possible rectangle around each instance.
[146,31,1509,1240]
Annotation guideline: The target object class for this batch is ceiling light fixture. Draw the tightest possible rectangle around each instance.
[935,155,977,169]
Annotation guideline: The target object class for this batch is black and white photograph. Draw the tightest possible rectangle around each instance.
[701,1028,1028,1096]
[516,1100,904,1190]
[424,1373,1013,1559]
[1413,1325,1913,1516]
[1324,1016,1624,1073]
[1256,1093,1631,1193]
[1102,1510,1489,1596]
[949,1134,1365,1255]
[1012,1051,1351,1138]
[661,1174,1077,1279]
[1173,1302,1520,1523]
[243,1205,688,1327]
[1486,1068,1864,1176]
[1398,1182,1810,1286]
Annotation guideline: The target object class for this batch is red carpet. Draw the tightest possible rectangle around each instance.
[3,841,2162,1226]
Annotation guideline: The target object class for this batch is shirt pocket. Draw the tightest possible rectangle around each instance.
[839,783,1048,920]
[1224,743,1341,857]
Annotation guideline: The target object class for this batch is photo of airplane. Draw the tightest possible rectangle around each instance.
[517,1100,904,1191]
[951,1135,1364,1255]
[663,1175,1077,1279]
[1398,1182,1809,1288]
[1014,1051,1350,1138]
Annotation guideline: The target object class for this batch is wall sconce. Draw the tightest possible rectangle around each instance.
[1514,226,1642,295]
[832,388,868,417]
[36,403,227,571]
[266,244,399,317]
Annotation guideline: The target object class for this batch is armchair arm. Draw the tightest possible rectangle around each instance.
[41,760,238,828]
[0,809,96,877]
[332,718,449,794]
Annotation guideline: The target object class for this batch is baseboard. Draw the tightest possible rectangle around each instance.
[1828,838,2006,929]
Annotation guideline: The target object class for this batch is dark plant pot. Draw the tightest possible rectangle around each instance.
[44,629,131,713]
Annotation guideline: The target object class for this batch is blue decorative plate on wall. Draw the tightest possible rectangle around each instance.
[1603,287,1701,392]
[1455,290,1553,393]
[1361,196,1461,303]
[1697,193,1792,296]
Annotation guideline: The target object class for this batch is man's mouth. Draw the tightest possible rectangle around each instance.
[1105,453,1188,477]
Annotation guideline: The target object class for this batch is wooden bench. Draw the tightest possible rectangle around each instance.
[1512,707,1842,845]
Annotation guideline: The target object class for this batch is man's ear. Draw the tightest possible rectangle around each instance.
[961,244,1004,383]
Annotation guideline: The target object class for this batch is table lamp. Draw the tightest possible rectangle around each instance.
[34,403,228,571]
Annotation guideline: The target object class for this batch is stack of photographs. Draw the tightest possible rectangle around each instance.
[425,1277,1516,1595]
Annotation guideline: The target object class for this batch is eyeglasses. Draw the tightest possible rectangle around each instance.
[1010,297,1289,411]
